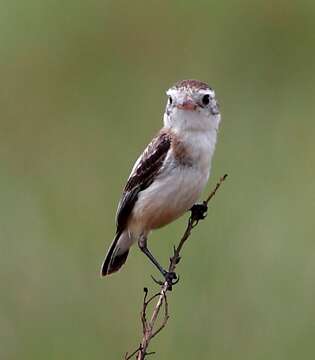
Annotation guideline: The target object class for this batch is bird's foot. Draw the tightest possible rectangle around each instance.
[190,202,208,222]
[151,271,179,291]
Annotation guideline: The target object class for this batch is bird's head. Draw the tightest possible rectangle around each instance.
[164,79,220,133]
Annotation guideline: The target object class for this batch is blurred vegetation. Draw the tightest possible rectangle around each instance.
[1,0,315,359]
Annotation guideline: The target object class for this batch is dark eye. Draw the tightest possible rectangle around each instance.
[202,94,210,106]
[169,96,173,105]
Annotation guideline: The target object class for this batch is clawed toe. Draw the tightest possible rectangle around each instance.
[190,202,208,222]
[165,271,177,283]
[151,271,180,290]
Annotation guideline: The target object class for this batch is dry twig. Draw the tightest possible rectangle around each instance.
[124,174,228,360]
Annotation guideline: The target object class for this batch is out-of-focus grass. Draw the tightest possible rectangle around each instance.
[1,1,315,359]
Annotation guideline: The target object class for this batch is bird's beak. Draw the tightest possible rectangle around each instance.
[176,98,197,111]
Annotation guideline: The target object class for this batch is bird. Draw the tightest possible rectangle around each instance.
[100,79,221,284]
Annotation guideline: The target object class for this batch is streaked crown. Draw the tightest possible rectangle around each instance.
[173,79,211,91]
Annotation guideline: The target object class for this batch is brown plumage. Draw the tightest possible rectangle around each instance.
[100,79,220,278]
[101,131,173,276]
[171,134,193,166]
[174,79,210,91]
[115,130,172,234]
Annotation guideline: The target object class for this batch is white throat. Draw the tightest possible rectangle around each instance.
[163,107,220,134]
[163,109,220,174]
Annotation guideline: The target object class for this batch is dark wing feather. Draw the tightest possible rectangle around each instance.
[116,130,172,233]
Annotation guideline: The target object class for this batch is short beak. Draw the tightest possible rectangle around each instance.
[176,98,196,111]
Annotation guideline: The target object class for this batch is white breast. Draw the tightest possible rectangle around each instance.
[128,130,217,236]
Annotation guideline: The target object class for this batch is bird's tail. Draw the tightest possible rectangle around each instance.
[100,230,132,276]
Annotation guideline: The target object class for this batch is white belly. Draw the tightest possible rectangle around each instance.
[128,164,209,235]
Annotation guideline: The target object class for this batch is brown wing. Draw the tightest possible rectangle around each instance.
[115,130,172,233]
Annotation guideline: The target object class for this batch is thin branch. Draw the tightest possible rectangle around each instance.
[125,347,141,360]
[151,293,168,339]
[205,173,228,204]
[124,174,228,360]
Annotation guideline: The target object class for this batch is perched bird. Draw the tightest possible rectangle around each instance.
[100,79,221,283]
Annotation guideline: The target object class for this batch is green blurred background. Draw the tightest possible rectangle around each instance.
[1,0,315,359]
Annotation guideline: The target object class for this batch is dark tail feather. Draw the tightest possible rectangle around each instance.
[100,232,129,276]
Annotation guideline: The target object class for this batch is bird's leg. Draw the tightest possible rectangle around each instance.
[190,201,208,222]
[138,235,167,276]
[138,235,178,289]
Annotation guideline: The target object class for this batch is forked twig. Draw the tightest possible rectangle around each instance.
[124,174,228,359]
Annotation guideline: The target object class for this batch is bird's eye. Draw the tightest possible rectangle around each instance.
[202,94,210,106]
[169,96,173,105]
